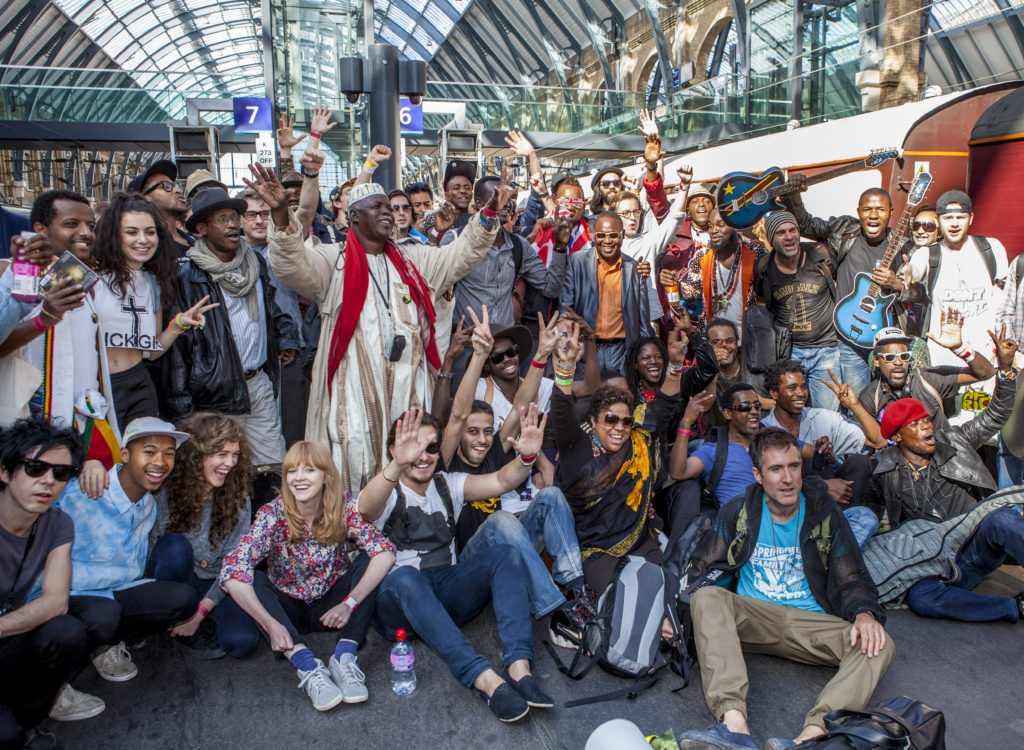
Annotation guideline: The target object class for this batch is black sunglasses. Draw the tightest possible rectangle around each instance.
[726,401,758,413]
[489,344,519,364]
[424,442,440,455]
[912,221,937,232]
[21,458,80,482]
[602,413,634,428]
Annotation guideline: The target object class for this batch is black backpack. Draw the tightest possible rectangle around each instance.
[925,236,996,296]
[382,473,456,542]
[796,696,946,749]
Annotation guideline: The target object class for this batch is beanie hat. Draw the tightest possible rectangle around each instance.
[764,210,799,242]
[880,398,930,439]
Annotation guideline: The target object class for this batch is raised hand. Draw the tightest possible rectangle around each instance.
[622,174,639,194]
[926,307,964,351]
[561,306,594,341]
[988,322,1020,371]
[277,113,306,151]
[466,305,493,355]
[391,408,431,466]
[820,368,858,410]
[682,388,716,424]
[433,202,456,235]
[175,294,220,330]
[667,323,690,366]
[243,163,288,211]
[673,307,694,336]
[676,164,694,189]
[644,137,664,167]
[508,403,547,456]
[504,130,536,158]
[486,163,515,213]
[445,316,472,362]
[309,105,337,140]
[530,172,549,197]
[535,311,561,359]
[556,319,583,364]
[638,108,660,139]
[368,145,392,164]
[300,146,325,176]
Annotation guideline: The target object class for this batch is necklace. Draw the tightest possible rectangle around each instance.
[713,252,740,314]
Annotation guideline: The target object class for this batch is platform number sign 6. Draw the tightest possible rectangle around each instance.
[399,97,424,136]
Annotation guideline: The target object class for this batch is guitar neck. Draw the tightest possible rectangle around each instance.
[771,158,871,198]
[865,205,915,297]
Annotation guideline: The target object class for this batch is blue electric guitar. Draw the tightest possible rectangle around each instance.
[833,171,933,348]
[716,148,901,229]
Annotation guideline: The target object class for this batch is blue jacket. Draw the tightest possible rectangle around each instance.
[560,248,653,346]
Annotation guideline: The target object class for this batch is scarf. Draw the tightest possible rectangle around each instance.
[327,229,440,390]
[187,239,261,320]
[534,219,592,265]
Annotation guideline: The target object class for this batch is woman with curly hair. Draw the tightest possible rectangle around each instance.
[92,193,217,427]
[220,441,396,712]
[148,412,258,659]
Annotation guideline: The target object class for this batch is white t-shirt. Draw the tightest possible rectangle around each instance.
[67,301,100,397]
[475,377,554,432]
[93,270,161,351]
[372,472,468,572]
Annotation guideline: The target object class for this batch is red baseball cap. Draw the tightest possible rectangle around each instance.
[880,398,930,440]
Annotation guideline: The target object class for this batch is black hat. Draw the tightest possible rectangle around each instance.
[128,159,178,193]
[936,190,972,215]
[489,324,533,360]
[185,188,248,233]
[443,160,477,190]
[590,167,624,191]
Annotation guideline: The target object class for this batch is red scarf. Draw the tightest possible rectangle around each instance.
[327,230,440,390]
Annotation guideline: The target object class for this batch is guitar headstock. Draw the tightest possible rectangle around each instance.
[906,172,932,206]
[865,148,901,167]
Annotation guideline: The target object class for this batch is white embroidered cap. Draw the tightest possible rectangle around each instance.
[348,182,387,208]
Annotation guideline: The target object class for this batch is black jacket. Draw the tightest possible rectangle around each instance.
[688,475,885,623]
[163,252,301,419]
[865,373,1017,527]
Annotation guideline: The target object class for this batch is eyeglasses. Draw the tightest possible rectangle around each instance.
[600,179,623,189]
[488,344,519,364]
[424,442,440,455]
[390,204,412,213]
[557,198,586,209]
[207,214,241,226]
[726,401,758,413]
[877,351,912,363]
[144,180,179,195]
[602,413,634,428]
[243,210,271,221]
[617,209,643,219]
[20,458,80,482]
[912,221,937,232]
[594,232,622,240]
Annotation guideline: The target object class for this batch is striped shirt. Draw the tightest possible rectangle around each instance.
[222,276,266,371]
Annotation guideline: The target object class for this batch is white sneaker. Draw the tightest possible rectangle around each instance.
[49,683,105,721]
[328,652,369,703]
[297,659,344,712]
[92,642,138,682]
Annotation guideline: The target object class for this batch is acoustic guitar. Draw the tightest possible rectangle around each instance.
[832,171,933,348]
[715,148,901,230]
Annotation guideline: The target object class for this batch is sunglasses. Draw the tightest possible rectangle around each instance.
[877,351,912,363]
[144,180,179,195]
[726,401,758,413]
[602,413,634,428]
[912,221,937,232]
[600,179,623,189]
[489,344,519,364]
[21,458,80,482]
[424,442,440,455]
[594,232,622,240]
[390,204,412,213]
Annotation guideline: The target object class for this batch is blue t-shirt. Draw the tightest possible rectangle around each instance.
[692,440,757,505]
[736,495,824,613]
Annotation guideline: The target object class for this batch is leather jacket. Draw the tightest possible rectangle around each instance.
[163,252,301,420]
[559,247,653,347]
[866,373,1017,527]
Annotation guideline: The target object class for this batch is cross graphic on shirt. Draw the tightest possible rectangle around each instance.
[121,296,147,339]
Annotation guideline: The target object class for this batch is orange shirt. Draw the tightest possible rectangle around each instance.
[595,255,625,340]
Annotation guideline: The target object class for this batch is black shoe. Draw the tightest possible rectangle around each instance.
[23,725,62,749]
[503,672,554,709]
[480,682,530,722]
[1015,593,1024,620]
[173,619,226,660]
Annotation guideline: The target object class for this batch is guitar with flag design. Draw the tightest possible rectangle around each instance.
[832,171,933,348]
[715,148,901,229]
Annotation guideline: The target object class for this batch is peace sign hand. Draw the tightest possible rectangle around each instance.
[988,322,1019,371]
[174,295,220,331]
[487,163,515,214]
[535,310,561,359]
[466,305,493,356]
[819,368,857,410]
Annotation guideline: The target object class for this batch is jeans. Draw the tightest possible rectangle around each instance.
[906,507,1024,622]
[460,488,583,618]
[148,534,261,658]
[791,344,842,412]
[111,580,199,644]
[996,436,1024,490]
[842,506,879,550]
[375,544,533,688]
[838,341,872,400]
[252,553,376,647]
[596,340,627,375]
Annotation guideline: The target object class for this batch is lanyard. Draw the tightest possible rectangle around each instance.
[368,256,391,314]
[2,519,39,613]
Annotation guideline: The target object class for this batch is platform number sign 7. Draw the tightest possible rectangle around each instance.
[400,97,424,136]
[233,97,273,134]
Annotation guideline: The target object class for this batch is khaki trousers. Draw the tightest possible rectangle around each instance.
[690,585,895,730]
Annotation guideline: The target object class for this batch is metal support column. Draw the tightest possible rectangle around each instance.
[791,0,804,122]
[367,44,400,192]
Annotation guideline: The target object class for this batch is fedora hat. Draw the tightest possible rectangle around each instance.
[489,324,533,361]
[185,188,247,233]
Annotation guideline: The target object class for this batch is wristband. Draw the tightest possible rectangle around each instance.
[437,370,454,380]
[197,603,210,618]
[481,206,498,218]
[343,595,358,610]
[362,158,378,173]
[174,313,192,331]
[554,375,574,387]
[32,316,48,332]
[381,465,400,483]
[310,130,324,140]
[518,453,538,466]
[677,426,695,438]
[530,359,547,370]
[303,171,319,179]
[954,345,974,362]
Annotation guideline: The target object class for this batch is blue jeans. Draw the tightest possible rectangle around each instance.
[148,534,261,658]
[460,488,582,618]
[375,544,534,688]
[838,341,872,400]
[596,340,627,375]
[791,344,842,411]
[842,506,879,550]
[906,507,1024,622]
[997,436,1024,490]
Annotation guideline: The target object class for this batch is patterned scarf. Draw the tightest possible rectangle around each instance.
[187,239,261,320]
[534,219,592,265]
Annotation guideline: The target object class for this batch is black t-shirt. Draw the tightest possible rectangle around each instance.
[0,508,74,612]
[447,442,510,552]
[754,246,837,348]
[836,231,904,301]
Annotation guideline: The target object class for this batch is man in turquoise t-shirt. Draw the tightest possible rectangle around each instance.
[678,428,892,750]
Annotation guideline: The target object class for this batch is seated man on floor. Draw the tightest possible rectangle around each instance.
[678,428,893,750]
[358,407,552,723]
[0,418,120,748]
[864,330,1024,623]
[55,417,199,682]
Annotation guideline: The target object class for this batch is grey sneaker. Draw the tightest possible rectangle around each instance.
[328,652,369,703]
[92,642,138,682]
[49,684,105,721]
[297,659,344,711]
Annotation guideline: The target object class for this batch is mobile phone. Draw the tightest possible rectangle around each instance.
[421,210,436,234]
[388,335,407,362]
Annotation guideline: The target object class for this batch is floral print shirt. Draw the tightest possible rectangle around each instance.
[220,496,395,603]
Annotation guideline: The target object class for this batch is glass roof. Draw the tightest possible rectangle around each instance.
[374,0,471,62]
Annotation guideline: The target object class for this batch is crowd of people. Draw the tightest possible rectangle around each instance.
[2,105,1024,750]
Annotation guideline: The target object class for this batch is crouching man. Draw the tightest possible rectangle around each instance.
[677,428,893,750]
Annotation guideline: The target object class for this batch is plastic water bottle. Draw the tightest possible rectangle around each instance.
[390,628,416,696]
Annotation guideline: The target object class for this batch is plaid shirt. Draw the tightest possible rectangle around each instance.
[997,256,1024,342]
